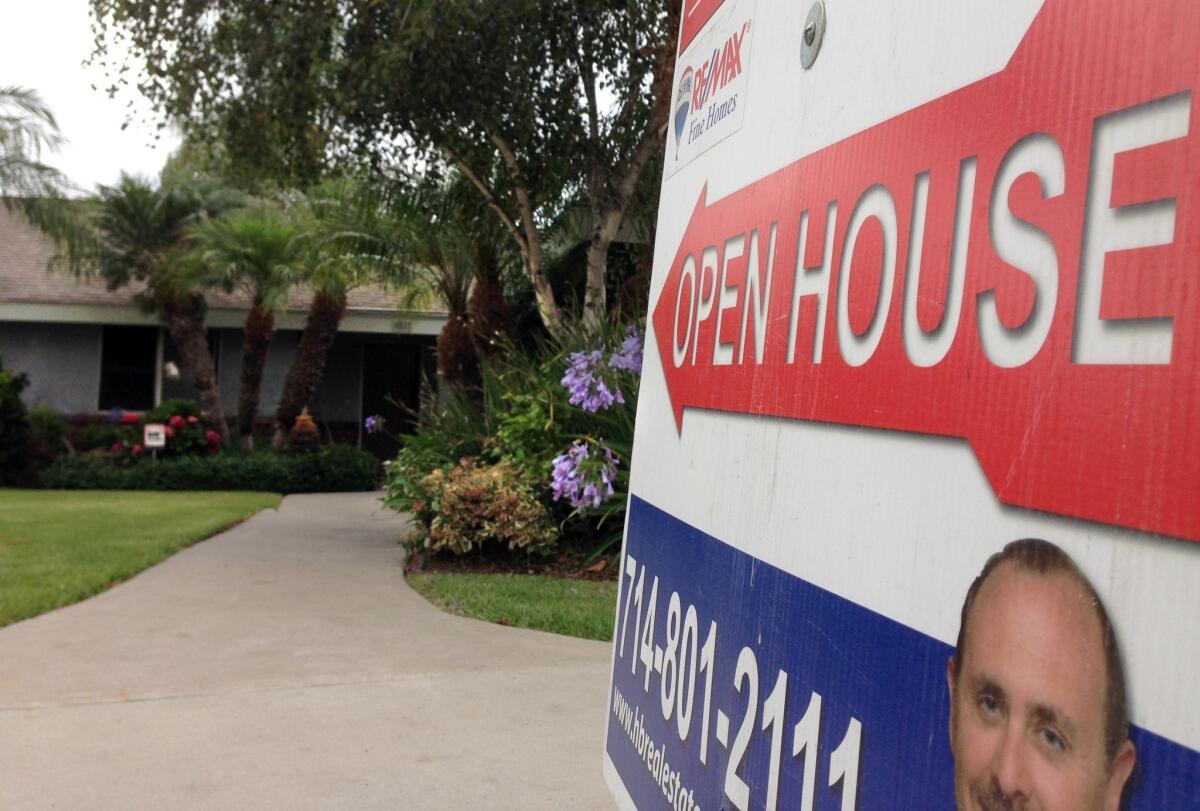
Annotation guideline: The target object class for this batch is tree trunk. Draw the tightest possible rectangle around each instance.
[238,304,276,451]
[486,131,568,341]
[468,275,510,356]
[437,312,478,387]
[582,121,669,333]
[272,289,347,449]
[159,292,230,446]
[580,0,679,333]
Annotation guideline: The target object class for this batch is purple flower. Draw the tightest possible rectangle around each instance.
[561,350,624,413]
[551,439,619,509]
[365,414,385,434]
[106,407,125,424]
[608,326,643,374]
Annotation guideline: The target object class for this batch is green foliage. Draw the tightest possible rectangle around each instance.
[25,406,69,477]
[484,339,578,479]
[51,174,246,296]
[0,359,32,484]
[138,399,214,458]
[42,445,379,493]
[383,380,491,531]
[142,398,202,423]
[87,0,674,334]
[408,573,619,641]
[386,324,640,560]
[90,2,343,188]
[0,86,72,201]
[185,201,302,308]
[71,423,127,454]
[416,458,557,557]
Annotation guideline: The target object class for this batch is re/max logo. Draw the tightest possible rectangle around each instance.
[690,21,750,110]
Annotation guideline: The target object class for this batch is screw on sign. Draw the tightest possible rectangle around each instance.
[652,0,1200,542]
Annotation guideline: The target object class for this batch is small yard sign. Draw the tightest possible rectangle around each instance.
[605,0,1200,809]
[143,424,166,449]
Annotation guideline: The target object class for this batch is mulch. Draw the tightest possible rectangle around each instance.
[405,548,618,582]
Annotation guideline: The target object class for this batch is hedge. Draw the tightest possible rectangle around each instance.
[41,445,379,493]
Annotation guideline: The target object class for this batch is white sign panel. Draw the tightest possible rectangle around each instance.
[665,0,756,177]
[604,1,1200,809]
[143,424,166,450]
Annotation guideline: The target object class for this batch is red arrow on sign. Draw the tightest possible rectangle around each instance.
[652,0,1200,542]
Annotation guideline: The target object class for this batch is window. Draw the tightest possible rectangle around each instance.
[98,326,158,411]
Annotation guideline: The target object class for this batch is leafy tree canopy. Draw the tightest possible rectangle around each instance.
[88,0,675,336]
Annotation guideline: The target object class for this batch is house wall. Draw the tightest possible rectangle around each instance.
[214,329,434,426]
[216,328,301,419]
[0,322,101,413]
[0,320,435,435]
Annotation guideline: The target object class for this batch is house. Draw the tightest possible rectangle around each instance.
[0,206,444,458]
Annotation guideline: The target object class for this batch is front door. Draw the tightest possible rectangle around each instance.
[360,341,422,460]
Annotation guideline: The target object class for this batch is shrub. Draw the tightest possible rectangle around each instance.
[71,422,129,454]
[28,407,68,457]
[415,458,557,556]
[23,406,69,482]
[382,378,490,528]
[41,444,379,493]
[385,325,641,560]
[0,358,31,484]
[128,399,216,458]
[142,398,202,422]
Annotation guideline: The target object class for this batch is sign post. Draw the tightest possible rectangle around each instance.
[604,1,1200,808]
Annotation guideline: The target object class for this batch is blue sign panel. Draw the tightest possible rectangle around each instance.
[605,497,1200,810]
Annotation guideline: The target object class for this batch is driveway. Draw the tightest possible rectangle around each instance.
[0,492,615,809]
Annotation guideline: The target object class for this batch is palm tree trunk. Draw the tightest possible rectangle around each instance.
[468,275,510,356]
[273,289,347,449]
[160,292,230,446]
[238,304,276,451]
[437,312,478,386]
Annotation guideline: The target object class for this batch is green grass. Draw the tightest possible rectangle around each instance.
[0,490,281,627]
[407,572,619,641]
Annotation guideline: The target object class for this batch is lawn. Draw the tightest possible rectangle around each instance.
[0,490,281,627]
[407,572,619,641]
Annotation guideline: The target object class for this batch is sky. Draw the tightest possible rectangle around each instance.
[0,0,181,195]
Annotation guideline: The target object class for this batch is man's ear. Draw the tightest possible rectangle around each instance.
[946,656,958,746]
[1104,739,1136,811]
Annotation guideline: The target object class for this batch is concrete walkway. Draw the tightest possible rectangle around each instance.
[0,493,616,809]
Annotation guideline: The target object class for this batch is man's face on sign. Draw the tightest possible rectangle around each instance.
[947,563,1135,811]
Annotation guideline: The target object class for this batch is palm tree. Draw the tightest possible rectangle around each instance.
[1,86,83,272]
[0,86,70,199]
[46,174,242,445]
[399,175,516,385]
[188,203,301,450]
[272,177,411,448]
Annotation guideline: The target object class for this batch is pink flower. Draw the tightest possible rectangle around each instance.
[169,415,186,429]
[132,444,144,456]
[164,426,176,438]
[205,430,221,445]
[186,415,199,424]
[109,442,124,456]
[121,412,141,425]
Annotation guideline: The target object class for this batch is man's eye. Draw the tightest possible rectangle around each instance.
[978,693,1000,716]
[1040,728,1067,752]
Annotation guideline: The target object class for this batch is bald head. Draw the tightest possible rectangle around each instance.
[952,538,1128,763]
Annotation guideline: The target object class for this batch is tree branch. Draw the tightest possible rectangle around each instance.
[487,127,564,338]
[442,143,527,264]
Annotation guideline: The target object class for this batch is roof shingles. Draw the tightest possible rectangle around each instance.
[0,206,442,315]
